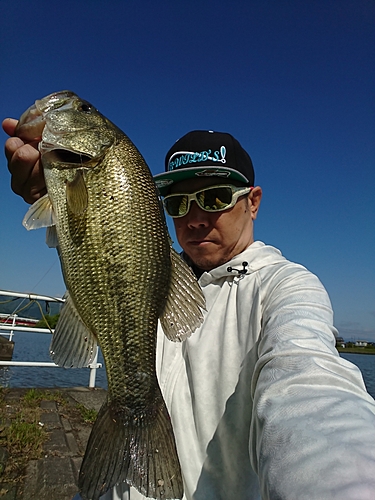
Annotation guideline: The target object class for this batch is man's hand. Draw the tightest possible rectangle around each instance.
[3,118,46,204]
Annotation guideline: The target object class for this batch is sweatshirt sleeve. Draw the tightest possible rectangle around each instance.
[250,263,375,500]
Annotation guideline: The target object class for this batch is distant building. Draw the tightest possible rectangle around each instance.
[355,340,368,347]
[335,336,346,348]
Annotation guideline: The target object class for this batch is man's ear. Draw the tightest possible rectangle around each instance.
[249,186,262,220]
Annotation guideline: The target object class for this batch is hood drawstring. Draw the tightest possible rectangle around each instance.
[227,262,248,275]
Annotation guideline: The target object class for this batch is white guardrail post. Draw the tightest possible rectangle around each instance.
[88,346,100,388]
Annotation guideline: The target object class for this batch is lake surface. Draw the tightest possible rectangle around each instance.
[0,333,374,400]
[340,352,375,399]
[0,331,107,389]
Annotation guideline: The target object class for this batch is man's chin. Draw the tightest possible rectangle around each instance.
[186,251,228,272]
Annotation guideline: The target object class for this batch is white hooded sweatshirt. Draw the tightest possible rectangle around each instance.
[102,242,375,500]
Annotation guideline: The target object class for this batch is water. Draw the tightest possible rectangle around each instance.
[1,334,374,401]
[0,331,107,389]
[340,352,375,399]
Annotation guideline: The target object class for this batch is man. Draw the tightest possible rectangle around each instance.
[3,120,375,499]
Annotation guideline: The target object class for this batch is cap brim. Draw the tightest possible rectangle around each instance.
[154,166,250,196]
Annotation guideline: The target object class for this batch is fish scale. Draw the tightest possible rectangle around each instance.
[17,91,206,500]
[52,142,170,404]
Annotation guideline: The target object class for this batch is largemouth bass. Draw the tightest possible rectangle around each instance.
[15,91,205,500]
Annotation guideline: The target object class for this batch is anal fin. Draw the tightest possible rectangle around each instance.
[50,292,97,368]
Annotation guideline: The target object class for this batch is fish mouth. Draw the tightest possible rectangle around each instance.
[16,91,112,167]
[42,148,93,165]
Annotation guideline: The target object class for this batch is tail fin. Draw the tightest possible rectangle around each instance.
[78,394,183,500]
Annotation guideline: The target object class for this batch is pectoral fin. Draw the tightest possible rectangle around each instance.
[50,292,97,368]
[66,170,88,215]
[159,248,206,342]
[22,193,55,229]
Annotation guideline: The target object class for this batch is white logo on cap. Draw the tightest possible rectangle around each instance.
[168,146,226,171]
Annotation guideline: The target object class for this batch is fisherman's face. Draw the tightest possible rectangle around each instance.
[170,177,262,271]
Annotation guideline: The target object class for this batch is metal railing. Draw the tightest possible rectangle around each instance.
[0,290,102,388]
[0,324,102,388]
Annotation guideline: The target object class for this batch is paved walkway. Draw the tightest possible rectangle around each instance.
[1,387,107,500]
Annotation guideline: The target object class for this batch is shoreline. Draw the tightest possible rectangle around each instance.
[337,348,375,355]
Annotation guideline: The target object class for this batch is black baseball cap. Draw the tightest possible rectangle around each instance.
[154,130,255,196]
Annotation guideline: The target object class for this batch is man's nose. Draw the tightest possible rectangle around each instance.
[186,201,210,228]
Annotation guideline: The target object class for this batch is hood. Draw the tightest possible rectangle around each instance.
[198,241,287,285]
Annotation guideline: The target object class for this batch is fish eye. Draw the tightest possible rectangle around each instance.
[79,103,93,113]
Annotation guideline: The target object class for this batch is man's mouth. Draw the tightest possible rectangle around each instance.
[188,239,215,246]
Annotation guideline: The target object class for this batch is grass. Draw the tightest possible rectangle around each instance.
[5,417,45,456]
[22,388,65,406]
[0,387,98,496]
[337,346,375,355]
[0,388,67,493]
[0,389,46,492]
[77,404,97,423]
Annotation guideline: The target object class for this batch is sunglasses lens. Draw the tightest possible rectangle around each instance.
[196,187,233,211]
[164,186,242,217]
[164,195,189,217]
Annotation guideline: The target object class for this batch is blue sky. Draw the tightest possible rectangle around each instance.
[1,0,374,341]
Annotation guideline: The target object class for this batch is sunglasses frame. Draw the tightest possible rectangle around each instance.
[163,184,252,218]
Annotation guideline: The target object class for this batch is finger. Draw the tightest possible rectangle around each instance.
[2,118,18,137]
[15,163,47,204]
[7,143,45,203]
[4,118,46,204]
[7,142,40,177]
[4,136,26,163]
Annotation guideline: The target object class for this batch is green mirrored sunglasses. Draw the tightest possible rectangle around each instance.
[163,184,252,218]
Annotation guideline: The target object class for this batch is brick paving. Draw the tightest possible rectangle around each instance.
[0,387,107,500]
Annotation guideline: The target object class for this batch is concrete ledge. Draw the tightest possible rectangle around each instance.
[24,457,78,500]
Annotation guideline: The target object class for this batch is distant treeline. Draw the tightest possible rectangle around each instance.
[35,313,61,329]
